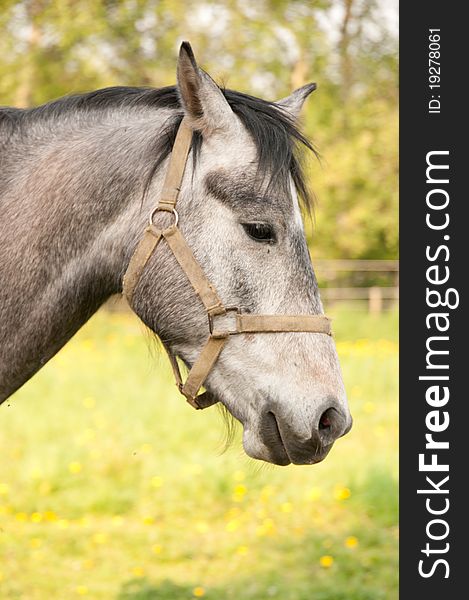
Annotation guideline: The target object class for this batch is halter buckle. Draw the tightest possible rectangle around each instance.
[208,306,240,337]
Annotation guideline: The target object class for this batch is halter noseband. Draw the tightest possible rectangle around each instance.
[123,118,332,410]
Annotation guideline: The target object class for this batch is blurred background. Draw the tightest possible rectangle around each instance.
[0,1,398,598]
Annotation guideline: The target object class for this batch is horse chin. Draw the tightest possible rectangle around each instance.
[205,388,330,467]
[242,426,292,467]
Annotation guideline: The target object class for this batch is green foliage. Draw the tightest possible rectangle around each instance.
[0,0,397,258]
[306,100,398,259]
[0,309,398,598]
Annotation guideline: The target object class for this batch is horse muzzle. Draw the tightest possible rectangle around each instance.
[242,400,352,466]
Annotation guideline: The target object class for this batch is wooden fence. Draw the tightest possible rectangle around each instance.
[314,259,399,313]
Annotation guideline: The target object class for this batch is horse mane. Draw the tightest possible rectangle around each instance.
[3,85,316,210]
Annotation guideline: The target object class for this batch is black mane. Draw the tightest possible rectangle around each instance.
[2,85,316,209]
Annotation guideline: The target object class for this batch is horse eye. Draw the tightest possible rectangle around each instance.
[242,222,276,243]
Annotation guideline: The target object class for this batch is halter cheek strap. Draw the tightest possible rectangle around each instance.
[123,117,332,410]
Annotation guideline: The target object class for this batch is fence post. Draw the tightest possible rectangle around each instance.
[368,286,383,314]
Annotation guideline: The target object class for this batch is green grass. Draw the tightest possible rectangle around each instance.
[0,307,398,599]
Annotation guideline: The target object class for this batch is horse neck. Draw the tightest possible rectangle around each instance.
[0,107,171,402]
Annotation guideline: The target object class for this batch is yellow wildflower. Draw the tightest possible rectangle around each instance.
[334,486,351,501]
[307,487,322,501]
[151,476,164,489]
[75,585,88,595]
[15,512,28,522]
[31,512,42,523]
[345,536,359,548]
[225,519,239,532]
[225,507,240,520]
[68,462,82,475]
[193,587,205,597]
[319,555,334,568]
[233,484,247,501]
[92,532,107,545]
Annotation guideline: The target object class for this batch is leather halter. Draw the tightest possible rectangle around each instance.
[123,118,332,410]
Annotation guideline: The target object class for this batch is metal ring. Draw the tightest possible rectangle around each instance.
[149,207,179,227]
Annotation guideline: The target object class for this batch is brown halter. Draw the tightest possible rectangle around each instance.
[123,118,332,410]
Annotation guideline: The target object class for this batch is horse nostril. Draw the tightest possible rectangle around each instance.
[319,409,333,430]
[317,406,346,443]
[319,407,336,431]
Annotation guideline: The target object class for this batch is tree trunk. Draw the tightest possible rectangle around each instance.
[15,0,43,107]
[339,0,354,127]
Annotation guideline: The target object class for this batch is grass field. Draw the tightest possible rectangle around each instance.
[0,306,398,599]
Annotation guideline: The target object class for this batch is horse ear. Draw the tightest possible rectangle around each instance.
[276,83,317,120]
[177,41,236,135]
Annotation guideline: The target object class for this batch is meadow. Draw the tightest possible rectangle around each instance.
[0,306,398,599]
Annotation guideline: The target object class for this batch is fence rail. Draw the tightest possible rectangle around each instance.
[314,259,399,272]
[314,259,399,313]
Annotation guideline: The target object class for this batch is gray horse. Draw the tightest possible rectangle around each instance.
[0,42,352,466]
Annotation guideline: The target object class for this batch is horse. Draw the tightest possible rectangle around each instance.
[0,42,352,466]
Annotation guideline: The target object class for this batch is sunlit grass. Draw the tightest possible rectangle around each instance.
[0,307,398,599]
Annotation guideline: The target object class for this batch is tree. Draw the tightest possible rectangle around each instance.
[0,0,398,259]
